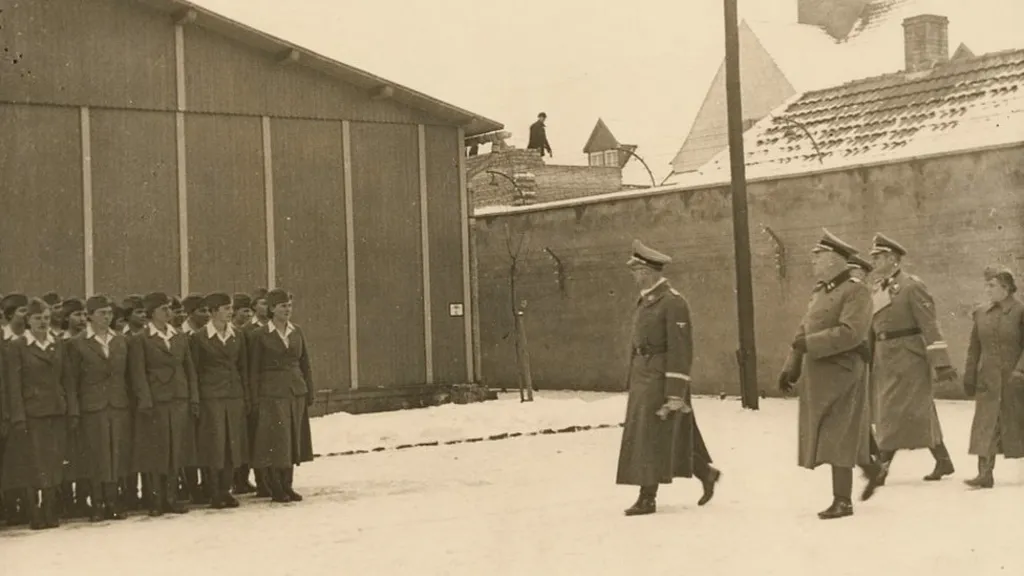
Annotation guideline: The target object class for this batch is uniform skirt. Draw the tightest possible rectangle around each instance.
[252,396,308,469]
[65,424,91,481]
[196,398,248,470]
[133,401,195,475]
[1,417,67,490]
[82,408,133,483]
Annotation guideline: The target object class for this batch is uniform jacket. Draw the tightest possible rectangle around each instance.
[964,297,1024,457]
[190,323,248,403]
[869,268,950,449]
[63,327,130,413]
[527,120,552,155]
[783,268,873,469]
[248,322,314,402]
[626,279,693,398]
[5,333,72,423]
[127,323,198,409]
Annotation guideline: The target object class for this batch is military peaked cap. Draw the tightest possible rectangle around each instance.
[847,253,873,273]
[869,233,907,257]
[810,229,858,259]
[626,239,672,271]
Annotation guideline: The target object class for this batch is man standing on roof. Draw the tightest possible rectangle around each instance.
[616,240,721,516]
[527,112,553,158]
[863,233,958,494]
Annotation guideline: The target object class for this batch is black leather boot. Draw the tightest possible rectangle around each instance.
[924,443,955,481]
[104,482,125,520]
[209,469,227,509]
[818,497,853,520]
[233,467,257,495]
[254,468,271,498]
[698,467,721,506]
[148,474,165,517]
[624,486,657,516]
[164,474,189,514]
[266,468,291,503]
[964,456,995,489]
[282,466,303,502]
[221,469,240,508]
[42,487,60,529]
[821,467,854,520]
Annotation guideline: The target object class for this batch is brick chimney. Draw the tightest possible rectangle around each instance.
[797,0,870,40]
[903,14,949,73]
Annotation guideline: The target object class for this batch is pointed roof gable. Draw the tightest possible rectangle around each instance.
[583,118,621,154]
[952,43,975,60]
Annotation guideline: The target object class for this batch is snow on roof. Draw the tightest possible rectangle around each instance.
[476,47,1024,218]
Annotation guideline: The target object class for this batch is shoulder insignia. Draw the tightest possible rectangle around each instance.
[676,321,688,330]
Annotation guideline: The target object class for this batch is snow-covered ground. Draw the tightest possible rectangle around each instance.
[2,394,1021,575]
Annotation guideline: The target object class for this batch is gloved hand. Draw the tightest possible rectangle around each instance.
[306,395,315,408]
[935,366,958,383]
[963,380,976,398]
[656,396,691,419]
[792,335,807,354]
[778,370,794,394]
[854,342,872,363]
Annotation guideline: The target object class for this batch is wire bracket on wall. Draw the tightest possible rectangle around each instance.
[761,225,787,280]
[543,247,567,298]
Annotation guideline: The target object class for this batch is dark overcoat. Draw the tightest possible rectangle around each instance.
[870,270,951,450]
[128,326,198,475]
[190,325,249,469]
[248,323,314,468]
[63,330,133,483]
[963,297,1024,458]
[2,336,70,489]
[782,270,873,469]
[616,281,709,486]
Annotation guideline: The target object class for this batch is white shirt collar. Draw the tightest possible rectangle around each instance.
[2,325,17,341]
[640,277,667,297]
[148,322,177,338]
[24,331,55,350]
[86,325,114,340]
[267,321,295,335]
[205,322,235,339]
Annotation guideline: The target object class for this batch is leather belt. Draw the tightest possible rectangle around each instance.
[632,345,667,357]
[876,327,921,341]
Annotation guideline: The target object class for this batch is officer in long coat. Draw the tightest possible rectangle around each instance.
[866,233,958,487]
[64,295,133,521]
[779,230,876,519]
[962,267,1024,488]
[615,240,721,516]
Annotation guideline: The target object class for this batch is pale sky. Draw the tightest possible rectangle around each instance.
[192,0,798,184]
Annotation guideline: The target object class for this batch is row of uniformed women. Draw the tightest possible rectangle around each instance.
[0,288,315,530]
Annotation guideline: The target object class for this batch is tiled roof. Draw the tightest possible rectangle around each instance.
[671,47,1024,187]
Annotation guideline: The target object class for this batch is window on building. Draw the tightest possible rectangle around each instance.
[589,152,605,166]
[604,150,618,166]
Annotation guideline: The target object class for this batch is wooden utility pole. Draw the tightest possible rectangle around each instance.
[724,0,759,409]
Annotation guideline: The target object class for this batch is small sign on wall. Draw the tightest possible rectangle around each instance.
[449,303,464,317]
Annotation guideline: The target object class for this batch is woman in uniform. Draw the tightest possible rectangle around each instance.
[962,266,1024,488]
[1,293,30,526]
[58,297,92,519]
[64,295,133,521]
[4,298,71,530]
[249,289,314,503]
[190,292,248,509]
[127,292,198,516]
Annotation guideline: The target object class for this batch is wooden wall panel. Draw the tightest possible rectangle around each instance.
[183,26,434,124]
[91,109,179,297]
[424,126,467,384]
[349,122,425,388]
[0,104,83,295]
[272,118,349,391]
[0,0,176,110]
[185,114,266,293]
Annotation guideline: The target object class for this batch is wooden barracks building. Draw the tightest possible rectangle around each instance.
[0,0,503,412]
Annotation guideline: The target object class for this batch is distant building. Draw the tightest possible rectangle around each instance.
[582,118,636,169]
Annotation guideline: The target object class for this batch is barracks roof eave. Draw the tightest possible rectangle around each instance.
[135,0,504,137]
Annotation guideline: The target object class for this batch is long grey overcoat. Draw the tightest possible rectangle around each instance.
[963,297,1024,458]
[783,271,873,469]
